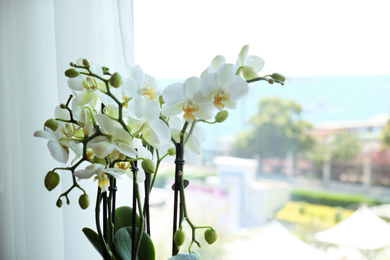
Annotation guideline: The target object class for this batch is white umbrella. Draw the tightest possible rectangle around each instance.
[315,205,390,251]
[228,220,325,260]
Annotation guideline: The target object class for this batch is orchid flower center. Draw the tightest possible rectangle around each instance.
[86,150,95,160]
[142,88,157,99]
[121,92,130,108]
[82,77,98,91]
[213,90,230,110]
[182,101,199,122]
[117,162,130,171]
[62,123,76,137]
[95,173,109,191]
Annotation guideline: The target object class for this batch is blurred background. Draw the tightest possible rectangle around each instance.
[133,0,390,259]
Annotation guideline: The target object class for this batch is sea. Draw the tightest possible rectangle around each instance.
[157,75,390,150]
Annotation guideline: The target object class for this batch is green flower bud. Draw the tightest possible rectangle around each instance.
[215,110,229,123]
[168,147,176,156]
[56,198,63,208]
[102,66,110,74]
[65,68,80,78]
[44,118,58,131]
[204,228,217,244]
[109,72,123,88]
[82,59,90,67]
[141,159,155,174]
[174,229,186,246]
[79,194,90,210]
[271,73,286,83]
[159,95,165,105]
[44,171,60,191]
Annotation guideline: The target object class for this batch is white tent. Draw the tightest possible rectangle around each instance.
[315,205,390,251]
[227,220,325,260]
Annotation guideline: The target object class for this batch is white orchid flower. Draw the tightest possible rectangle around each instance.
[67,75,105,108]
[110,139,153,182]
[169,117,206,155]
[162,77,215,122]
[200,63,249,110]
[236,45,265,80]
[126,100,171,149]
[74,163,125,192]
[88,114,136,159]
[200,55,226,78]
[122,65,161,118]
[34,120,70,163]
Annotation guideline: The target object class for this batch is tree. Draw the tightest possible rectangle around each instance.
[381,118,390,147]
[231,97,314,158]
[306,131,362,166]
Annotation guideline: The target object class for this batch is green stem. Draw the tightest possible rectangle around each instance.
[95,187,113,260]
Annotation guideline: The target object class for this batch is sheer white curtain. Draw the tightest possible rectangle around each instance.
[0,1,135,259]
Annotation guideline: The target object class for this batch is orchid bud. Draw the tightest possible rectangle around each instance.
[44,118,58,131]
[168,147,176,156]
[65,68,80,78]
[109,72,123,88]
[79,194,90,210]
[56,198,63,208]
[174,229,186,246]
[141,159,155,174]
[82,59,90,67]
[44,171,60,191]
[102,66,110,74]
[159,95,165,105]
[204,228,217,244]
[215,110,229,123]
[271,73,286,83]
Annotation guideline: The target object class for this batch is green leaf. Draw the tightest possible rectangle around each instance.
[114,206,141,235]
[82,227,105,257]
[168,253,200,260]
[114,227,155,260]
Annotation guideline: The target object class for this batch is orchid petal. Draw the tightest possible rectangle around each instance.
[217,64,236,87]
[47,140,69,163]
[116,143,137,158]
[183,77,201,98]
[67,76,85,91]
[161,103,183,117]
[34,130,56,141]
[90,138,116,158]
[55,105,71,121]
[246,55,265,72]
[162,82,185,105]
[132,65,146,86]
[74,169,95,179]
[238,45,250,65]
[200,73,218,98]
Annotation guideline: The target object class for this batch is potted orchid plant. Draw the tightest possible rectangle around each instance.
[34,45,284,260]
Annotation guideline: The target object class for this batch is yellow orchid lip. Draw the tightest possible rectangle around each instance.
[121,92,130,108]
[182,102,199,122]
[213,91,230,110]
[117,162,130,171]
[142,87,157,99]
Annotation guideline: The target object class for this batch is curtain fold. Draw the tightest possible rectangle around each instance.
[0,1,134,259]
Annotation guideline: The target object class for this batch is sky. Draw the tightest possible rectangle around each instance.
[133,0,390,79]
